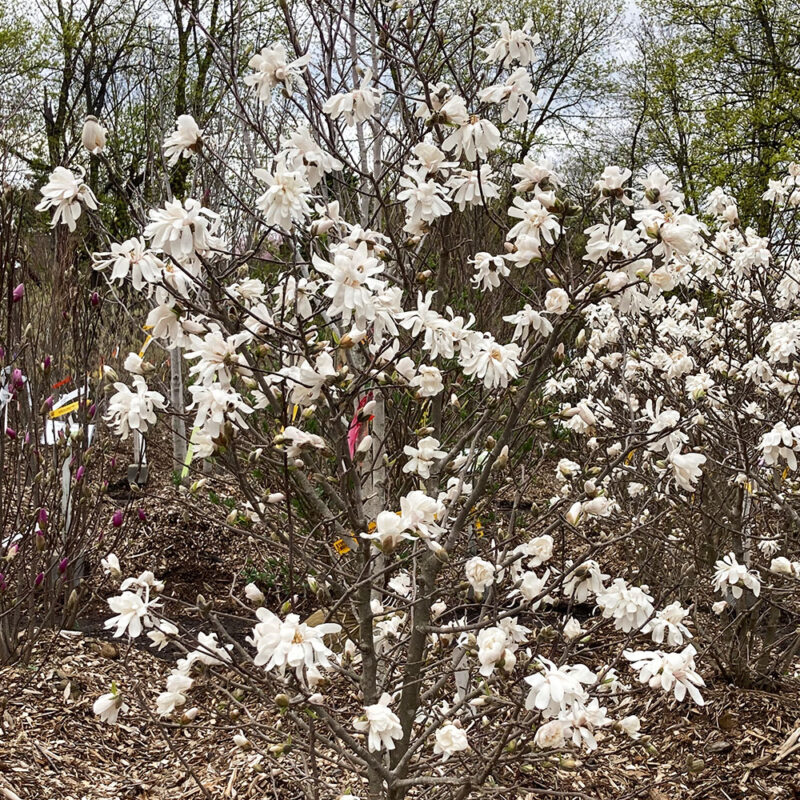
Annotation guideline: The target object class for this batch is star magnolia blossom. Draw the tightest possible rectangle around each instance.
[524,658,596,718]
[483,20,539,67]
[104,588,159,638]
[353,693,403,752]
[255,158,312,231]
[144,198,221,262]
[433,723,469,760]
[595,579,654,633]
[403,436,446,479]
[248,608,341,681]
[93,238,164,290]
[93,689,128,724]
[245,43,310,98]
[104,377,166,439]
[625,645,705,705]
[323,69,383,125]
[163,115,202,166]
[465,556,495,598]
[36,166,98,231]
[712,552,761,599]
[442,116,500,162]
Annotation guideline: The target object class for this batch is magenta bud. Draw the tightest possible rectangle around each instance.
[0,346,4,360]
[112,509,123,528]
[90,291,100,307]
[34,572,44,587]
[12,284,24,302]
[43,355,52,370]
[88,403,97,418]
[38,508,48,526]
[75,466,85,482]
[110,457,116,468]
[45,395,54,408]
[0,573,7,591]
[137,508,146,522]
[11,368,23,388]
[58,557,68,574]
[5,427,16,439]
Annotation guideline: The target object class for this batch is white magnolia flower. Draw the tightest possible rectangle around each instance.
[441,116,500,162]
[562,560,608,603]
[524,658,596,718]
[354,693,403,752]
[362,510,414,551]
[563,617,584,641]
[625,645,705,705]
[470,252,509,291]
[185,329,252,386]
[666,448,706,492]
[104,376,167,439]
[618,715,642,739]
[36,166,98,231]
[503,304,553,343]
[507,196,561,245]
[101,553,121,579]
[644,601,693,646]
[144,198,221,262]
[403,435,446,479]
[157,670,194,716]
[277,425,328,458]
[245,43,310,98]
[460,336,521,389]
[313,241,385,327]
[465,556,495,598]
[399,490,443,537]
[562,698,611,751]
[281,126,343,186]
[93,688,128,724]
[279,352,338,407]
[93,238,164,290]
[534,719,569,749]
[323,69,382,125]
[596,579,654,633]
[188,382,254,440]
[147,620,179,651]
[483,20,539,67]
[712,552,761,599]
[245,582,265,604]
[433,723,469,760]
[544,288,570,315]
[255,158,312,231]
[409,364,444,397]
[447,165,500,210]
[770,556,794,575]
[759,422,800,470]
[397,165,452,233]
[249,608,341,681]
[475,625,513,676]
[163,115,202,166]
[81,116,107,153]
[104,590,158,639]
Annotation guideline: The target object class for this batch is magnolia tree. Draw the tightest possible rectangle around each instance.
[32,1,800,796]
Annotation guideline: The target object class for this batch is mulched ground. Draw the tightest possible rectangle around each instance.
[2,441,800,799]
[1,630,799,800]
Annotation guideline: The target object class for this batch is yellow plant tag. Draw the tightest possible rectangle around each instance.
[139,335,153,358]
[333,538,351,555]
[49,401,80,419]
